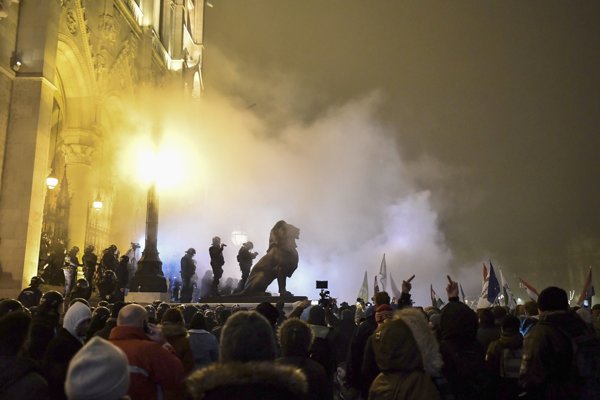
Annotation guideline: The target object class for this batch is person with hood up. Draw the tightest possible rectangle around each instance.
[42,301,92,400]
[276,317,332,400]
[369,308,444,400]
[439,279,490,400]
[0,311,49,400]
[186,311,307,400]
[485,315,523,400]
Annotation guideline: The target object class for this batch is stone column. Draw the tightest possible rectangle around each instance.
[0,0,61,298]
[61,128,96,250]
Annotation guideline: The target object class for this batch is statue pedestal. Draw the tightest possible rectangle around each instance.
[126,291,169,304]
[198,294,308,304]
[129,273,167,293]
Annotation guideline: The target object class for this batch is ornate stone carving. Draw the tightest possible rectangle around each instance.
[98,13,120,48]
[66,9,78,35]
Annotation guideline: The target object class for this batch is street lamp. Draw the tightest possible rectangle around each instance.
[46,174,58,190]
[92,198,103,210]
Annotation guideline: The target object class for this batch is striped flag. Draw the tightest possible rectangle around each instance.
[577,267,595,306]
[519,277,539,301]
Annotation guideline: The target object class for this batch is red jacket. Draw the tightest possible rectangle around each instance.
[109,326,185,400]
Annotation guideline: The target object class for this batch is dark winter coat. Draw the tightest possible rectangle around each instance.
[308,324,336,380]
[485,331,523,400]
[277,356,333,400]
[186,361,308,400]
[42,328,83,400]
[0,355,49,400]
[519,310,590,400]
[26,309,59,361]
[237,246,257,269]
[209,245,225,267]
[439,301,490,400]
[180,255,196,280]
[347,315,377,392]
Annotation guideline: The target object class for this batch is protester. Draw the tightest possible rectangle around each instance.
[65,337,129,400]
[94,301,126,339]
[161,308,195,374]
[109,304,185,400]
[520,286,600,400]
[42,301,92,400]
[26,290,63,360]
[485,315,523,400]
[370,308,445,400]
[307,305,337,380]
[186,311,307,400]
[0,311,49,399]
[477,308,501,350]
[188,311,219,370]
[86,306,110,341]
[277,317,333,400]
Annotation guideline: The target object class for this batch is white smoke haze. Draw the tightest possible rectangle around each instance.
[105,68,472,306]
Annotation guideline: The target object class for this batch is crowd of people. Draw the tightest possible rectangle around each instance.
[1,275,600,400]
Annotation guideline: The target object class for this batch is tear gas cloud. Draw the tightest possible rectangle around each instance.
[112,82,460,306]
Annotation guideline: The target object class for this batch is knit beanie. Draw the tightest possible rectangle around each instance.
[65,337,129,400]
[375,304,394,325]
[63,301,92,340]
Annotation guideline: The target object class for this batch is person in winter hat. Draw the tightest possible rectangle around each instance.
[186,311,307,400]
[43,301,92,400]
[65,337,129,400]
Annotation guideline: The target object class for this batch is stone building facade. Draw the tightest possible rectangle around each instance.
[0,0,205,297]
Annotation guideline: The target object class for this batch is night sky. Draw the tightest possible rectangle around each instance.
[201,1,600,291]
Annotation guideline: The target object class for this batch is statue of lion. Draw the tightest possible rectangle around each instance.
[242,220,300,297]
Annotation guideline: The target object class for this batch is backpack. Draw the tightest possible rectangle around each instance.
[500,347,523,379]
[556,325,600,400]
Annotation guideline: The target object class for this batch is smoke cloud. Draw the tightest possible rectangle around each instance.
[109,65,461,307]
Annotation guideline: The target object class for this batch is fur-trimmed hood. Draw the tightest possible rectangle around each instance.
[160,322,188,338]
[186,361,307,400]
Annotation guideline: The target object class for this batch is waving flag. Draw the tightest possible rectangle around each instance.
[499,269,517,310]
[389,274,402,299]
[577,267,595,306]
[356,271,369,302]
[487,262,501,304]
[379,254,387,292]
[519,277,539,301]
[431,284,445,308]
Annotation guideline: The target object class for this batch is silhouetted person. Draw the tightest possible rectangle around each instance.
[17,276,44,308]
[208,236,226,296]
[236,241,258,292]
[180,248,197,302]
[81,245,98,292]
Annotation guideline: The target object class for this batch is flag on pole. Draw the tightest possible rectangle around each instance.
[499,269,517,310]
[478,261,501,308]
[431,285,445,308]
[577,267,595,306]
[389,274,402,299]
[487,262,501,304]
[459,283,466,303]
[356,271,369,303]
[519,277,539,301]
[379,254,387,292]
[374,275,380,296]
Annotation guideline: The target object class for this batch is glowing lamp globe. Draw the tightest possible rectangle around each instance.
[231,230,248,247]
[92,199,103,210]
[46,176,59,190]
